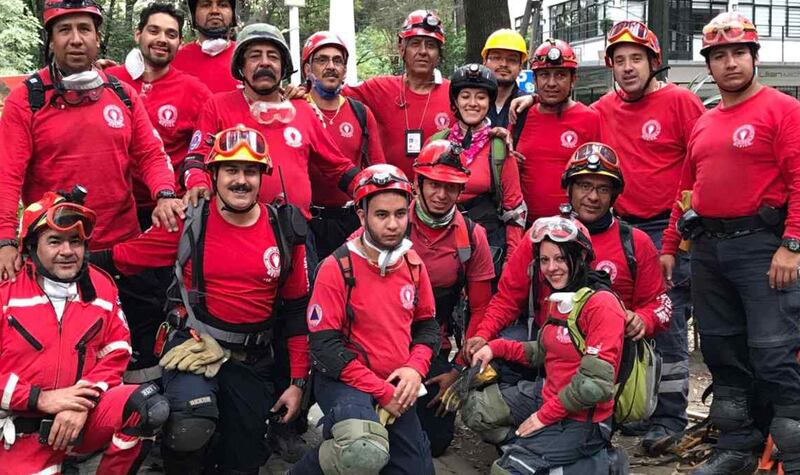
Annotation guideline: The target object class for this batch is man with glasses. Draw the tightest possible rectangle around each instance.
[302,31,386,262]
[662,13,800,474]
[590,20,705,451]
[343,10,453,177]
[481,29,528,129]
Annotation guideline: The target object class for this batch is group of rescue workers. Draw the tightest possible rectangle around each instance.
[0,1,798,474]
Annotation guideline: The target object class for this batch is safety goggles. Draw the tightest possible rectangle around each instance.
[51,0,101,8]
[213,126,267,157]
[702,20,756,44]
[360,171,411,188]
[57,87,105,106]
[530,216,579,244]
[608,20,650,42]
[570,143,619,171]
[35,202,97,240]
[250,100,296,125]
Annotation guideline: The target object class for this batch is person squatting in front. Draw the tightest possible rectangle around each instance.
[466,216,626,474]
[405,140,496,456]
[91,126,311,475]
[290,164,438,475]
[0,189,169,475]
[430,64,526,271]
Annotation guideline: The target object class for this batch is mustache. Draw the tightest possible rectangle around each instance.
[228,184,253,193]
[254,68,277,80]
[322,70,339,78]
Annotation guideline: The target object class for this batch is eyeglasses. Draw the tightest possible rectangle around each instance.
[573,181,613,197]
[312,55,346,67]
[34,202,97,240]
[531,216,579,244]
[214,125,267,157]
[702,19,755,43]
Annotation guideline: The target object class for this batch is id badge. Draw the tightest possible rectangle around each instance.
[405,129,423,156]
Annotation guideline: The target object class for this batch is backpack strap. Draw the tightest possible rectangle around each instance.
[565,287,595,354]
[346,97,370,169]
[105,74,133,110]
[168,198,209,331]
[453,211,473,265]
[404,250,423,307]
[430,129,450,141]
[488,137,507,211]
[332,245,356,334]
[24,73,51,113]
[618,220,638,282]
[511,106,530,148]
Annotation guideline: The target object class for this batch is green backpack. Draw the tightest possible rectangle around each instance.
[552,288,662,424]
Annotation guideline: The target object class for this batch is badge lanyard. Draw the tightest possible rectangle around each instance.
[401,75,432,157]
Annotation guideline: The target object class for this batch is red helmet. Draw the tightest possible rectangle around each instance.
[398,10,445,45]
[353,164,413,204]
[43,0,103,30]
[20,189,96,248]
[561,142,624,192]
[531,39,578,70]
[413,140,470,185]
[302,31,349,65]
[604,20,661,67]
[700,12,759,57]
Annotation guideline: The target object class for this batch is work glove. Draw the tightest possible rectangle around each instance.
[159,333,229,378]
[438,364,498,416]
[375,405,396,427]
[0,411,15,448]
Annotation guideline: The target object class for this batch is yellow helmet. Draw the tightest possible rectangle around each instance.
[482,29,528,63]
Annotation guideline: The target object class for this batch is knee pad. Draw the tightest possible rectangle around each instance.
[121,383,170,437]
[163,394,218,452]
[490,460,513,475]
[318,419,390,475]
[461,383,513,445]
[709,386,752,433]
[771,410,800,455]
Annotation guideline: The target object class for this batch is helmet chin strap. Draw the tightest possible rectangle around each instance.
[717,62,757,94]
[27,241,96,301]
[212,171,260,214]
[360,204,413,276]
[615,65,671,103]
[196,25,230,40]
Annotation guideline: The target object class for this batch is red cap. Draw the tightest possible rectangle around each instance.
[302,31,349,65]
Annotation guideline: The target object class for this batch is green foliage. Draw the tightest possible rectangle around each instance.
[0,0,42,74]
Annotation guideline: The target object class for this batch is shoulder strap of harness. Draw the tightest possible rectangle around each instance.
[105,74,133,110]
[331,244,373,367]
[347,97,370,169]
[511,106,530,148]
[618,220,638,282]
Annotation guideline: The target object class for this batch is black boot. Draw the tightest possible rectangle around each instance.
[689,449,757,475]
[641,424,682,456]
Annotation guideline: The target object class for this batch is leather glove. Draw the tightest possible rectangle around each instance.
[160,334,228,376]
[439,364,499,415]
[375,405,396,427]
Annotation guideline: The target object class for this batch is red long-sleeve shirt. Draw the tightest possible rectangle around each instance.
[308,242,436,406]
[663,86,800,255]
[110,200,310,377]
[308,97,386,207]
[106,65,213,208]
[591,219,671,337]
[343,76,453,178]
[0,262,132,414]
[489,290,625,425]
[592,84,704,220]
[172,41,240,94]
[516,103,602,221]
[185,94,358,219]
[0,67,176,249]
[458,141,526,256]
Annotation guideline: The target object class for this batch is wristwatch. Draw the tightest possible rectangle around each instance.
[782,238,800,253]
[157,190,177,200]
[291,378,308,390]
[0,239,18,249]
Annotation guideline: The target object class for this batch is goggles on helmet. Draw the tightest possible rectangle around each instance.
[213,125,268,157]
[33,202,97,240]
[50,0,100,9]
[531,216,580,244]
[362,171,411,188]
[608,20,651,42]
[702,19,756,44]
[249,100,297,125]
[570,142,619,172]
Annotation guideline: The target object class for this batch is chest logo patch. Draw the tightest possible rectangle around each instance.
[595,260,618,283]
[732,124,755,148]
[641,119,661,141]
[339,121,354,138]
[103,104,125,129]
[560,130,578,149]
[263,246,281,280]
[284,126,303,148]
[556,326,572,344]
[157,104,178,128]
[400,284,416,310]
[434,112,451,130]
[307,304,323,328]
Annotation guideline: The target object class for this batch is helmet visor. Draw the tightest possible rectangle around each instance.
[46,202,96,240]
[531,216,579,244]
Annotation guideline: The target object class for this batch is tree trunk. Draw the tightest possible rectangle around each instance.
[463,0,511,63]
[101,0,117,57]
